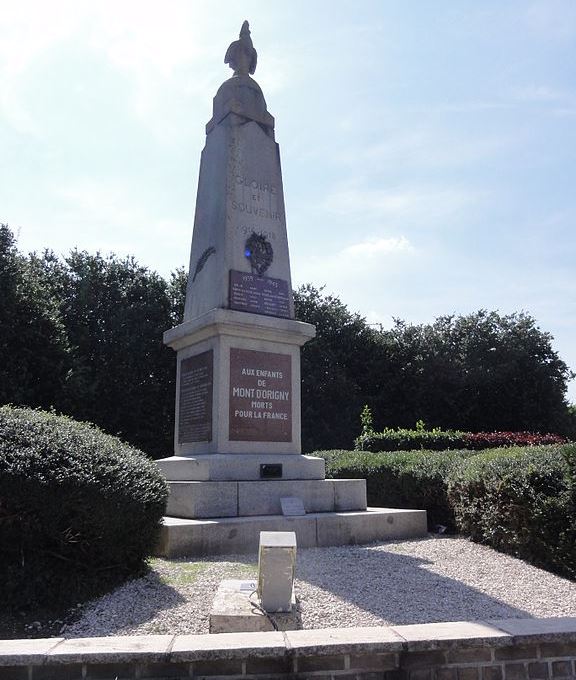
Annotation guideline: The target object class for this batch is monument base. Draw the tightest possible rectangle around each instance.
[165,478,367,519]
[209,579,298,633]
[155,508,428,558]
[156,453,325,481]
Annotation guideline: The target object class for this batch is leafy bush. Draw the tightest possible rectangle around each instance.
[0,406,168,611]
[462,431,567,449]
[323,449,476,530]
[355,414,567,452]
[447,445,576,579]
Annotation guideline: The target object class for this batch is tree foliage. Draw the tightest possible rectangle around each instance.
[295,285,574,450]
[0,226,573,455]
[0,225,72,409]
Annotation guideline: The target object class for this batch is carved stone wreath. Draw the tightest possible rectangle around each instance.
[244,232,273,276]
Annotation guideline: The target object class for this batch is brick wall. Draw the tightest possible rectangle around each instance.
[0,617,575,680]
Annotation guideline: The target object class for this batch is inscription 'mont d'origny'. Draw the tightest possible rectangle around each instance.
[229,348,292,442]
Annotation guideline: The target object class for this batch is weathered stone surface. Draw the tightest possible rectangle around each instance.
[46,636,174,664]
[490,618,576,644]
[166,481,237,518]
[209,579,297,633]
[0,639,64,665]
[285,627,404,656]
[156,508,427,557]
[394,622,511,651]
[164,479,367,519]
[315,508,426,547]
[169,631,285,661]
[156,453,325,482]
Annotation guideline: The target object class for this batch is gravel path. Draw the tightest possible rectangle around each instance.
[62,536,576,637]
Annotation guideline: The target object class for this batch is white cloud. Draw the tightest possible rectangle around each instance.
[343,236,412,257]
[323,182,476,227]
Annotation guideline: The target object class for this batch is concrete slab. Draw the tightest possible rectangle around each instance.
[488,617,576,643]
[165,478,367,519]
[158,514,319,557]
[334,479,367,511]
[156,507,428,557]
[316,507,427,547]
[393,621,511,650]
[167,481,237,518]
[209,580,298,633]
[169,631,286,661]
[0,639,64,665]
[157,453,325,481]
[46,635,174,664]
[285,626,404,655]
[237,480,334,515]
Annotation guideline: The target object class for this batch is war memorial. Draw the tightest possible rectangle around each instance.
[155,22,426,556]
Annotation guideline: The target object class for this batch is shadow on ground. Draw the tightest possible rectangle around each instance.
[294,536,534,625]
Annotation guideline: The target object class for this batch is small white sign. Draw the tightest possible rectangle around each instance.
[239,580,257,593]
[281,496,306,516]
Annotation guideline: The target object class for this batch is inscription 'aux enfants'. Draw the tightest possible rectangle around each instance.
[231,175,284,221]
[229,349,292,441]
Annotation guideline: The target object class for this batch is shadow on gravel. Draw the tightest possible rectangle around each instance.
[62,570,188,638]
[295,537,534,625]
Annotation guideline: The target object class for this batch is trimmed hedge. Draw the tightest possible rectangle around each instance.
[0,406,168,611]
[355,428,567,452]
[323,449,476,530]
[447,444,576,579]
[321,445,576,578]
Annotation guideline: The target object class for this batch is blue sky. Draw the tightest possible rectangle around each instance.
[1,1,575,402]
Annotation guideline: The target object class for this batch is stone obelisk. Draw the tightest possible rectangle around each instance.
[155,23,427,556]
[159,20,320,478]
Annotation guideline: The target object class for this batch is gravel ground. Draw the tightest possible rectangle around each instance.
[62,536,576,637]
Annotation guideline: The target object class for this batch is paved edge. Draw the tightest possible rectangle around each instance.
[1,617,576,665]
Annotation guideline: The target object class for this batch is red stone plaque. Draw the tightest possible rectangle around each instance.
[178,350,213,443]
[229,270,291,318]
[229,348,292,442]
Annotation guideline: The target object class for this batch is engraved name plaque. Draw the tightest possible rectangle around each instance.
[178,350,213,443]
[229,348,292,442]
[229,270,291,318]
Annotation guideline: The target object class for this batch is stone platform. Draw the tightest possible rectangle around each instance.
[165,478,367,518]
[155,508,428,557]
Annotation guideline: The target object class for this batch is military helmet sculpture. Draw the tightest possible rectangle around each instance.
[224,20,258,76]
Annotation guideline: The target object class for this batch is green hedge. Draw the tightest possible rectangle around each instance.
[447,445,576,579]
[0,406,168,611]
[355,428,466,452]
[323,449,476,530]
[355,428,568,452]
[321,445,576,578]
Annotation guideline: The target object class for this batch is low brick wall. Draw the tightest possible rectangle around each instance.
[1,617,575,680]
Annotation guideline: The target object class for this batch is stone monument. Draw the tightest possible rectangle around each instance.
[155,22,427,557]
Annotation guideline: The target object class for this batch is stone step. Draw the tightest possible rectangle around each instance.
[156,508,428,557]
[156,453,325,481]
[166,478,366,519]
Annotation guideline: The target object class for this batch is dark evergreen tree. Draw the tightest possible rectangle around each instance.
[0,225,72,409]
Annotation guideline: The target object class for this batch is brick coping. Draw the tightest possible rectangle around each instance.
[1,618,576,666]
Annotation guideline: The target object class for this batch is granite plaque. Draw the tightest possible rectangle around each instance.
[229,270,291,318]
[229,348,292,442]
[178,350,213,443]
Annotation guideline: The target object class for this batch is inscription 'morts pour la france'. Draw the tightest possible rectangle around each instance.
[229,348,292,442]
[178,350,213,443]
[229,270,291,318]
